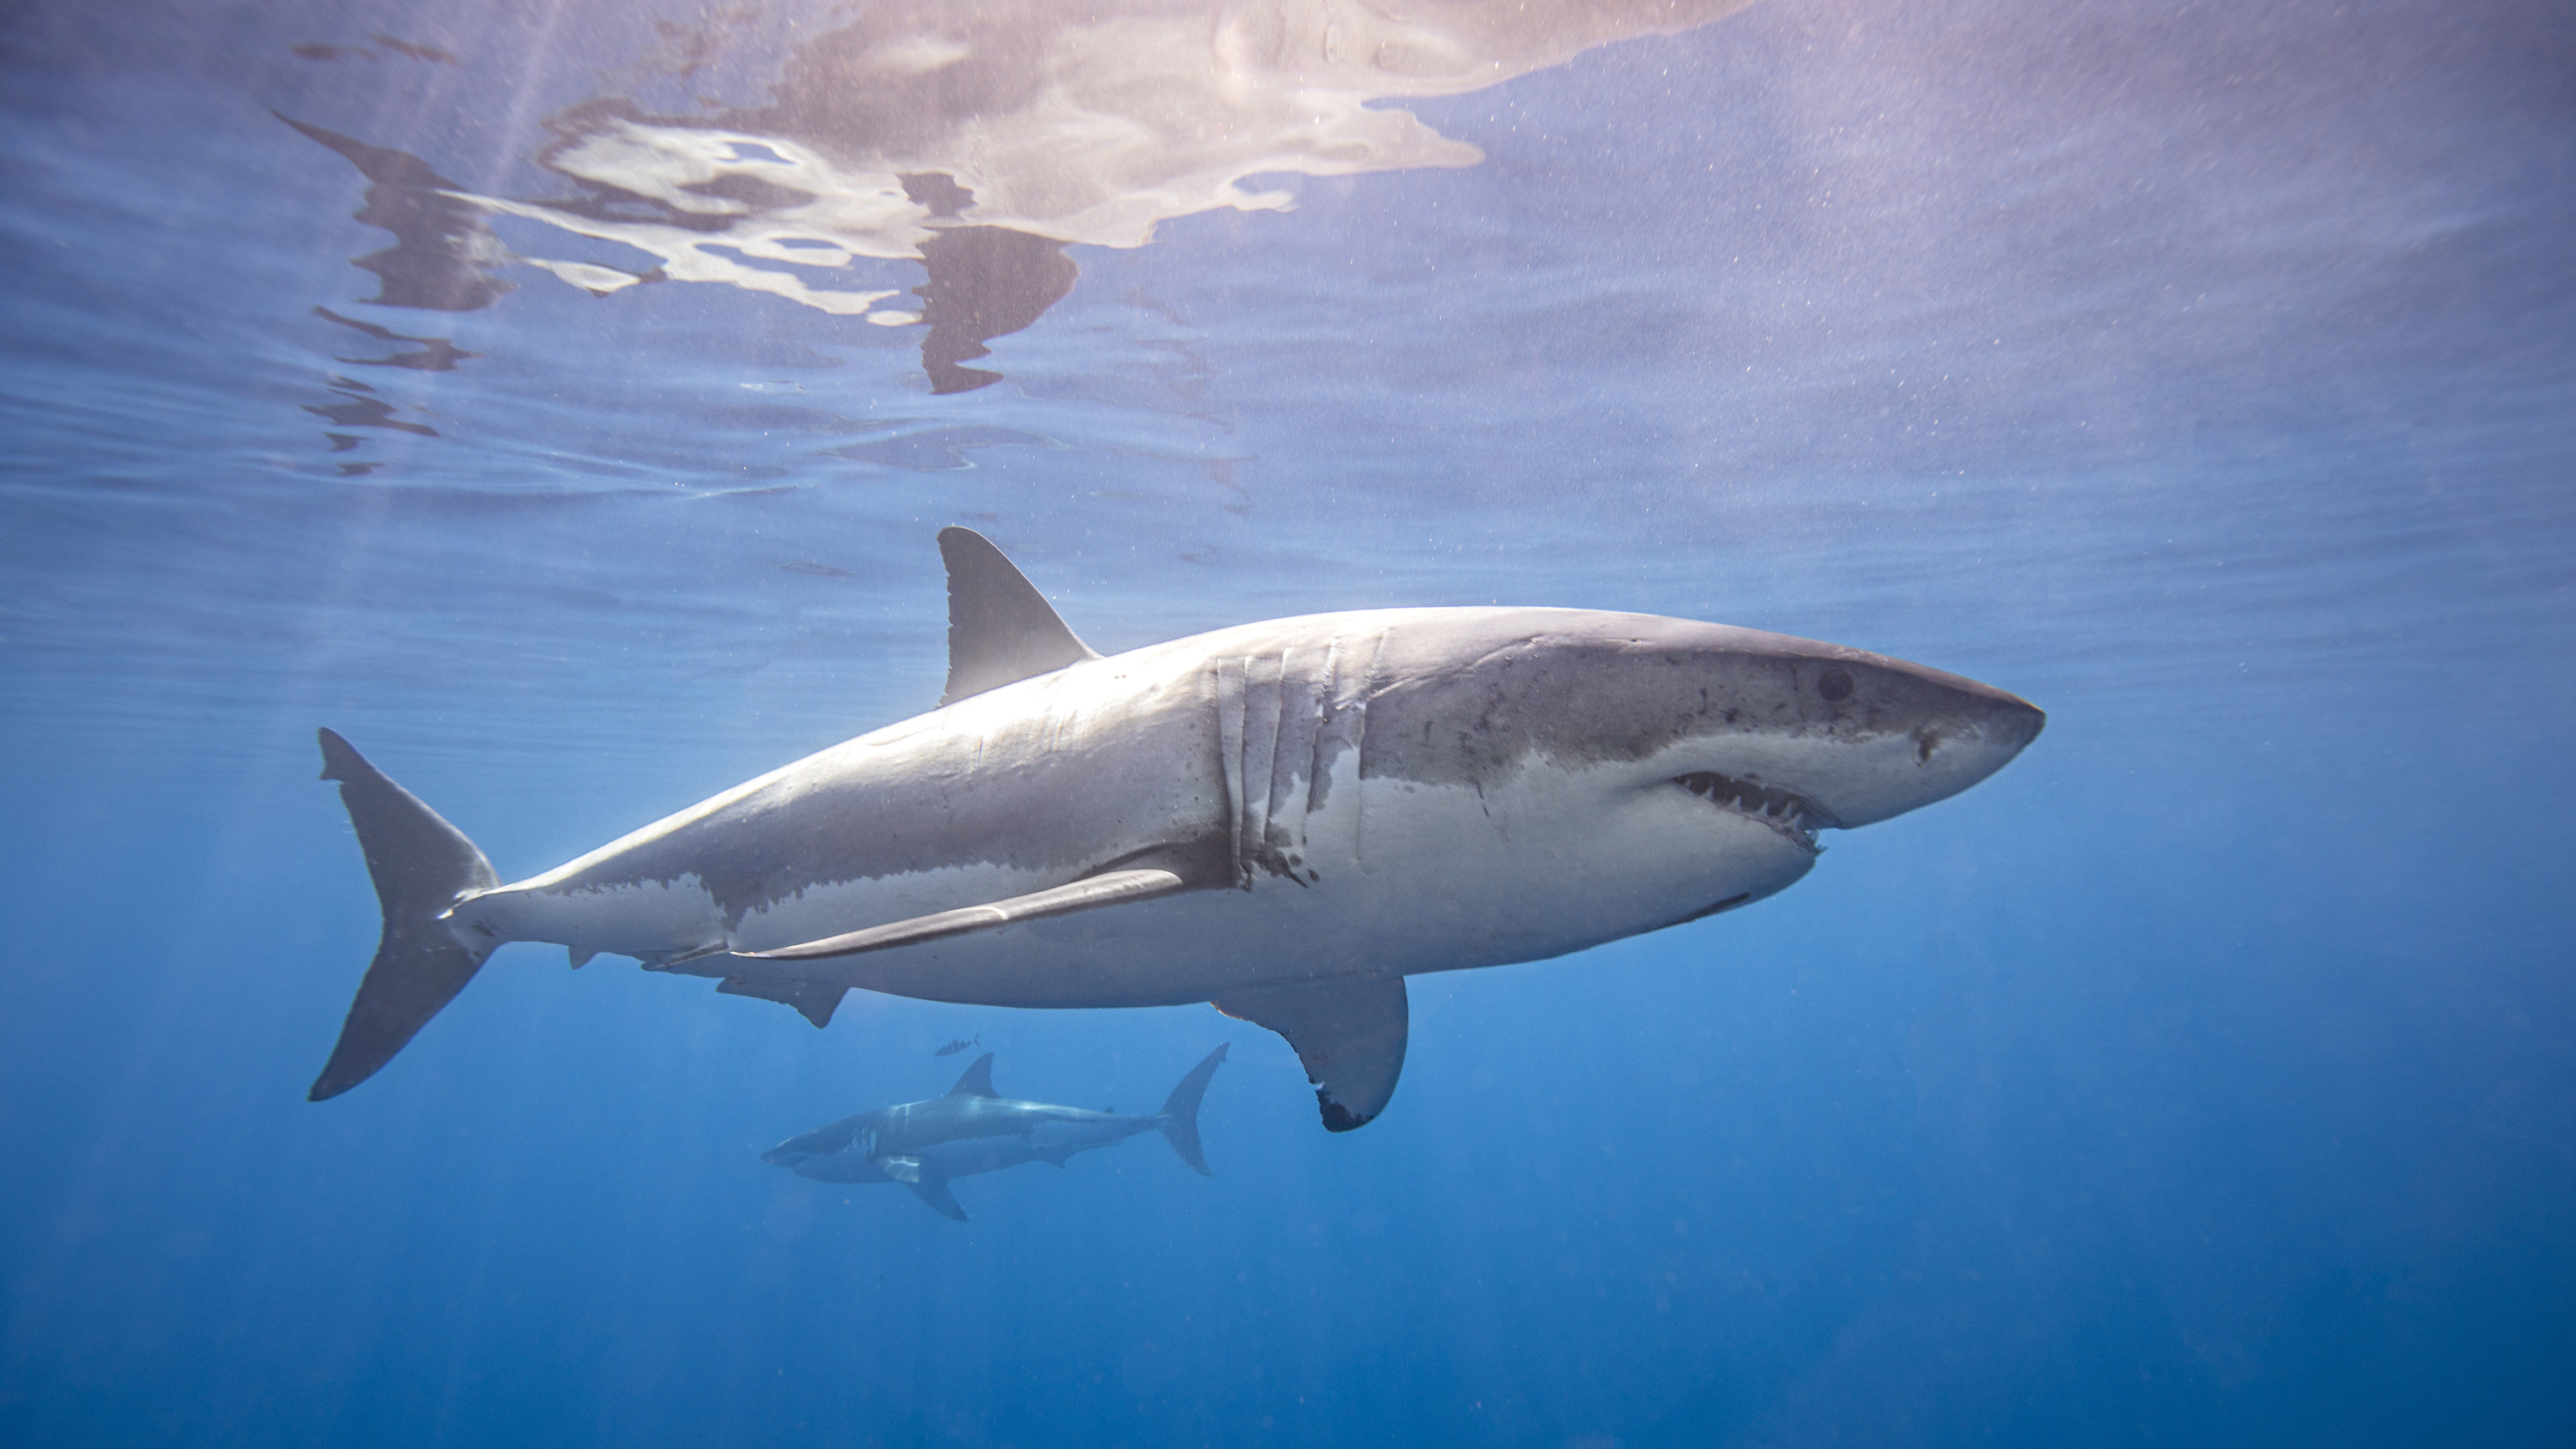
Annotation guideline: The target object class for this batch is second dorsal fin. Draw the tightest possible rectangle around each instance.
[937,527,1100,705]
[946,1052,998,1097]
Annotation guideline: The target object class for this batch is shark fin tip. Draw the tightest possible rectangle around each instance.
[1318,1091,1373,1133]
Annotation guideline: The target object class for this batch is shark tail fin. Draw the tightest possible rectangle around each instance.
[308,728,503,1101]
[1157,1044,1229,1177]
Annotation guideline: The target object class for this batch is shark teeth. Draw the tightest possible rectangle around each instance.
[1674,772,1830,852]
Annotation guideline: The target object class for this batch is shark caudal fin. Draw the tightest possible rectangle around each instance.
[1157,1044,1229,1176]
[308,729,502,1101]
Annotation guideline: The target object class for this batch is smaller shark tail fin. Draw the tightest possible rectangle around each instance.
[308,728,503,1101]
[1157,1044,1229,1177]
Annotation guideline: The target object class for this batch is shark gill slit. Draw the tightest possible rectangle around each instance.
[1215,655,1247,888]
[1262,648,1307,869]
[1303,637,1342,828]
[1240,649,1283,879]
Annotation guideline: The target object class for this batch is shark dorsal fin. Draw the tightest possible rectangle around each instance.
[946,1052,997,1097]
[937,527,1100,706]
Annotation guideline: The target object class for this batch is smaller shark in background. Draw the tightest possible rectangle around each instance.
[933,1035,980,1058]
[764,1046,1228,1220]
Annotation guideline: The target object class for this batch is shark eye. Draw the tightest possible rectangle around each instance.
[1818,668,1855,701]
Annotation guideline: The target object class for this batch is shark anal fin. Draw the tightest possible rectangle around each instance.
[906,1177,968,1221]
[1213,974,1406,1133]
[878,1155,925,1184]
[937,527,1102,705]
[716,974,848,1028]
[741,867,1191,962]
[946,1052,998,1098]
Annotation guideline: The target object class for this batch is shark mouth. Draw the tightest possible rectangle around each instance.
[1675,772,1832,852]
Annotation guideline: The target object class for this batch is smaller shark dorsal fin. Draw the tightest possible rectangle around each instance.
[947,1052,997,1098]
[938,527,1101,705]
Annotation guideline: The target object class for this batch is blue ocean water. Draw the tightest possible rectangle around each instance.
[3,0,2572,1443]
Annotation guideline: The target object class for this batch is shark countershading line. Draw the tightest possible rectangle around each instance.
[311,528,2044,1129]
[762,1046,1229,1221]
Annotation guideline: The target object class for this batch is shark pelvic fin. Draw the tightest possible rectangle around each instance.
[715,974,848,1028]
[1213,974,1407,1133]
[937,526,1101,705]
[906,1177,968,1221]
[946,1052,998,1097]
[740,867,1192,961]
[568,946,595,969]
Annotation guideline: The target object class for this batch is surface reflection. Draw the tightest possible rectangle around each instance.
[283,116,506,465]
[313,306,473,373]
[281,115,513,312]
[289,0,1759,409]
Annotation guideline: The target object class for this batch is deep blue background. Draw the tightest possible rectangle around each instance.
[3,0,2572,1444]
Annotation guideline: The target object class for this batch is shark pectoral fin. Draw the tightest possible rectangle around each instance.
[937,526,1102,705]
[1212,974,1407,1133]
[715,974,848,1028]
[647,940,734,971]
[741,867,1193,962]
[905,1177,968,1222]
[878,1155,925,1185]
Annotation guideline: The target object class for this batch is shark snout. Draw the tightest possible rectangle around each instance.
[1814,670,2044,829]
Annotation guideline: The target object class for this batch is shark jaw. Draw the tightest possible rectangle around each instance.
[1674,770,1832,854]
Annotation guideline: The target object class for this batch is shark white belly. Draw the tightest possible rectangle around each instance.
[311,528,2043,1131]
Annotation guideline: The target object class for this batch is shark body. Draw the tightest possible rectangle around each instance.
[763,1046,1228,1221]
[313,529,2043,1128]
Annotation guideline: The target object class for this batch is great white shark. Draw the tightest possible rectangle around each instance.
[762,1046,1229,1221]
[313,528,2043,1129]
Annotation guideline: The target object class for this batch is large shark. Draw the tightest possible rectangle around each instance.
[762,1046,1229,1221]
[313,528,2043,1128]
